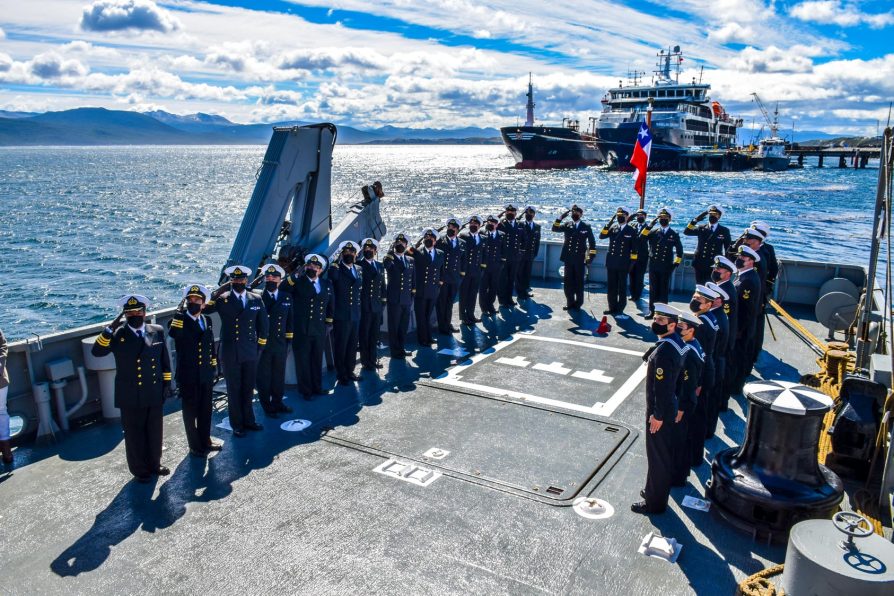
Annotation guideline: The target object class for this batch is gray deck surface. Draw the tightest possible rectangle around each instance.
[0,282,825,595]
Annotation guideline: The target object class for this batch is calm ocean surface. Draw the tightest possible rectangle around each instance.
[0,144,879,341]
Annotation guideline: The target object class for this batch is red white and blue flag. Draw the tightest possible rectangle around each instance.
[630,122,652,198]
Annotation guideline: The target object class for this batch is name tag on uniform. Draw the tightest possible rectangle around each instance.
[251,305,260,310]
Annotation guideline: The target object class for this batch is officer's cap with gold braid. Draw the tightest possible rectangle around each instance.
[634,208,647,216]
[421,227,437,238]
[486,214,499,223]
[524,205,536,213]
[262,264,285,278]
[182,284,210,302]
[658,206,673,219]
[706,281,729,301]
[713,255,736,272]
[338,240,360,253]
[468,215,482,224]
[652,303,681,321]
[751,221,770,238]
[570,204,583,214]
[504,204,517,212]
[616,206,630,216]
[678,310,702,327]
[738,245,761,262]
[744,228,764,241]
[393,231,410,243]
[446,216,460,227]
[708,205,723,216]
[305,253,328,270]
[224,265,250,279]
[118,294,150,312]
[361,237,379,250]
[695,284,720,300]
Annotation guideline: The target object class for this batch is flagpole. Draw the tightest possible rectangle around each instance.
[640,98,654,210]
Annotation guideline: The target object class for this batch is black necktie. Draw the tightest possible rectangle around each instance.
[137,330,143,339]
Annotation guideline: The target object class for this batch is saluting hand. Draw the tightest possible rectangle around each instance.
[648,415,663,434]
[560,209,570,220]
[110,310,125,331]
[695,210,709,221]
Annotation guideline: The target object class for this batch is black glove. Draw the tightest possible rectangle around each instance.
[695,210,709,221]
[110,312,125,331]
[163,385,175,400]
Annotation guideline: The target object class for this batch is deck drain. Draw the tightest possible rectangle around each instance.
[280,419,311,432]
[423,447,450,460]
[545,486,565,496]
[373,459,442,487]
[572,497,615,520]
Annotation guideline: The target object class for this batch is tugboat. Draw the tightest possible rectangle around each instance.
[749,93,791,171]
[500,74,604,169]
[596,46,748,171]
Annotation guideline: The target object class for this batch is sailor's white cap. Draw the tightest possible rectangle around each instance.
[706,282,729,301]
[738,245,761,262]
[393,231,410,243]
[751,221,770,238]
[261,264,285,278]
[421,227,438,239]
[713,255,736,271]
[678,311,702,327]
[524,205,536,213]
[118,294,150,311]
[744,228,764,241]
[616,206,630,216]
[305,253,327,270]
[653,303,681,320]
[658,206,673,219]
[708,205,723,215]
[182,284,211,301]
[695,284,720,299]
[468,215,483,224]
[224,265,251,279]
[445,216,460,227]
[338,240,360,253]
[361,237,379,250]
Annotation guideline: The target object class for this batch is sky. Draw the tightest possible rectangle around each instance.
[0,0,892,135]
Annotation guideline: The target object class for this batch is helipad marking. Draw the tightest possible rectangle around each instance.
[532,361,572,375]
[433,335,647,416]
[572,369,614,383]
[496,356,531,367]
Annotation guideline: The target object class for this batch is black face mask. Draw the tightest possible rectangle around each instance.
[423,238,434,248]
[486,223,496,231]
[231,282,246,293]
[525,213,534,221]
[689,299,702,313]
[506,213,516,221]
[469,225,479,233]
[127,315,145,328]
[186,302,202,315]
[571,213,581,221]
[711,270,723,282]
[265,281,278,292]
[305,268,317,279]
[394,244,406,254]
[735,258,746,269]
[363,249,375,260]
[651,321,668,335]
[617,216,626,224]
[446,228,456,237]
[342,253,355,264]
[636,216,646,224]
[708,215,719,225]
[659,218,669,227]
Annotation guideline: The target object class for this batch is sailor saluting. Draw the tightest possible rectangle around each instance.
[256,264,293,418]
[92,294,172,483]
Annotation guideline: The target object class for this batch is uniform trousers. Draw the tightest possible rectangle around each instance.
[333,319,359,379]
[518,257,535,296]
[648,269,672,314]
[672,415,691,486]
[179,381,213,452]
[644,417,675,513]
[387,303,411,358]
[256,349,287,412]
[629,255,648,301]
[693,265,712,285]
[359,311,382,367]
[414,296,436,345]
[498,259,520,305]
[707,355,726,438]
[478,266,501,313]
[120,404,163,477]
[459,274,481,322]
[563,260,586,309]
[293,334,324,395]
[436,281,459,332]
[606,267,628,312]
[221,354,258,431]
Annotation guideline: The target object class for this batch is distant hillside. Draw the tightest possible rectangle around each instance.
[793,136,882,148]
[0,107,501,146]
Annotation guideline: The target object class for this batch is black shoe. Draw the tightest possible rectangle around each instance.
[640,489,646,499]
[449,325,459,332]
[473,317,482,323]
[348,373,360,381]
[206,441,223,451]
[190,448,209,458]
[361,364,376,371]
[301,393,313,400]
[603,309,613,315]
[336,377,351,386]
[438,328,451,335]
[135,475,152,484]
[391,353,406,360]
[278,404,293,414]
[562,306,570,311]
[630,501,651,514]
[644,313,654,320]
[245,422,264,431]
[264,410,280,419]
[233,429,247,437]
[154,466,171,476]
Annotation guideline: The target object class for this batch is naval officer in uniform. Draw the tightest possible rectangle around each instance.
[632,303,687,515]
[204,265,269,436]
[599,206,638,316]
[629,208,650,303]
[517,206,541,299]
[732,245,762,394]
[383,233,415,359]
[479,215,507,316]
[329,241,363,385]
[705,280,730,440]
[641,207,683,319]
[168,285,222,457]
[256,264,293,417]
[458,216,484,325]
[684,205,731,284]
[685,284,719,467]
[436,217,464,334]
[409,228,445,346]
[282,254,334,398]
[497,204,526,307]
[672,310,703,487]
[92,295,172,482]
[552,205,596,311]
[358,238,386,371]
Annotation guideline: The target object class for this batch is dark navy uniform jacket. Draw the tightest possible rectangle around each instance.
[204,290,269,362]
[92,324,172,409]
[498,219,527,263]
[676,339,704,415]
[521,220,541,260]
[758,242,779,304]
[410,246,444,300]
[644,332,686,423]
[383,252,415,307]
[711,305,729,358]
[480,230,507,270]
[328,262,363,322]
[642,225,684,272]
[631,221,650,263]
[262,289,294,353]
[359,258,387,314]
[437,234,465,285]
[684,221,731,269]
[552,219,596,264]
[696,311,718,375]
[281,273,334,337]
[719,278,738,347]
[599,222,638,270]
[459,231,484,278]
[168,313,217,385]
[735,268,762,341]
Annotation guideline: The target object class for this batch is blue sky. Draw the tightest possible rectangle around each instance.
[1,0,892,134]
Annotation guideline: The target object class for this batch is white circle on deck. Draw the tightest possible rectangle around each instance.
[280,419,312,432]
[572,496,615,520]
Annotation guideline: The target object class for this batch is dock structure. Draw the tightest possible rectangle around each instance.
[789,145,880,168]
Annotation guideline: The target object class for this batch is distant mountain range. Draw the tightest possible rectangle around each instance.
[0,107,502,146]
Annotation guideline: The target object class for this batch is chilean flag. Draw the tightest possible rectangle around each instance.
[630,122,652,198]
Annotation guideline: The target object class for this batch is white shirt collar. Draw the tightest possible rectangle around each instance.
[128,324,145,335]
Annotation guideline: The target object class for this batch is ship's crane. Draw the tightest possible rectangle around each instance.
[751,92,779,138]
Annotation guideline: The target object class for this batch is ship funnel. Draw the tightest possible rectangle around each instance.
[525,73,535,127]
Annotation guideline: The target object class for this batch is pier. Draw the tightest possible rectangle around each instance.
[789,145,880,168]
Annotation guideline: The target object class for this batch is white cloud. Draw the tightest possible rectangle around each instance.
[708,22,755,43]
[80,0,182,33]
[790,1,894,28]
[729,45,822,73]
[0,27,5,40]
[29,52,90,79]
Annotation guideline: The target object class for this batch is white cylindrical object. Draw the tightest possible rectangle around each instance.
[51,380,69,431]
[33,382,59,438]
[82,336,119,419]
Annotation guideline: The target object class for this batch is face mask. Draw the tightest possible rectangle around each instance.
[469,225,479,233]
[525,213,534,221]
[571,213,581,221]
[186,302,202,315]
[231,282,246,293]
[617,216,626,224]
[708,215,719,225]
[423,238,434,248]
[689,299,702,313]
[342,253,355,264]
[446,228,456,237]
[710,270,722,283]
[659,218,669,227]
[486,223,496,231]
[651,321,668,335]
[636,216,646,224]
[363,249,375,260]
[394,244,406,254]
[265,281,278,292]
[305,267,317,278]
[735,258,746,269]
[506,213,516,221]
[127,315,144,328]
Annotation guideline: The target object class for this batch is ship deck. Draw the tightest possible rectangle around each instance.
[0,283,844,595]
